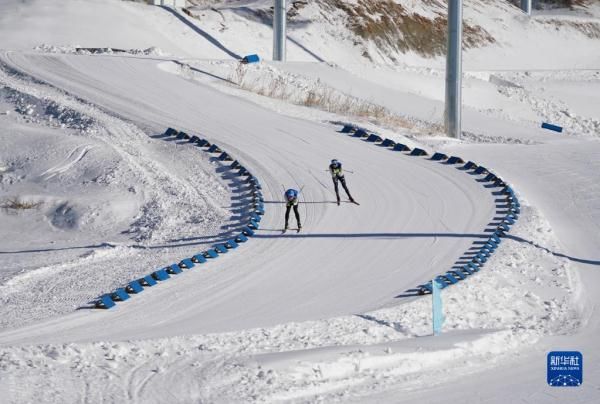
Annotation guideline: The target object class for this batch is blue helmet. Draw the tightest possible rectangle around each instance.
[331,159,340,167]
[285,189,297,200]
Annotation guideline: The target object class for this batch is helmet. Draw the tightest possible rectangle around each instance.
[285,189,296,200]
[331,159,339,165]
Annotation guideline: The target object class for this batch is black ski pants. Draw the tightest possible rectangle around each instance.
[332,175,352,200]
[285,204,301,227]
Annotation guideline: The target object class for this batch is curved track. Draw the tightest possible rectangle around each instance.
[0,52,496,344]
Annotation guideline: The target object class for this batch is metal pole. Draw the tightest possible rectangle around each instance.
[444,0,463,139]
[273,0,286,61]
[521,0,532,15]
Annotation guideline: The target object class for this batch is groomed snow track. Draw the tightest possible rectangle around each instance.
[0,51,499,344]
[333,123,521,295]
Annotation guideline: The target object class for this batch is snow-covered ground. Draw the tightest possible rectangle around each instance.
[1,0,599,402]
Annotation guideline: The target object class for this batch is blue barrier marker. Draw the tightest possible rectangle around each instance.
[479,249,491,257]
[219,152,232,161]
[113,288,130,301]
[253,180,262,190]
[467,262,480,272]
[248,219,259,230]
[484,243,497,251]
[126,280,144,294]
[417,281,433,295]
[235,233,249,243]
[474,166,488,175]
[449,270,467,280]
[393,143,410,152]
[197,139,209,147]
[442,273,460,284]
[242,226,255,236]
[457,267,473,277]
[164,128,178,137]
[341,125,355,133]
[207,144,221,153]
[431,152,448,161]
[410,148,428,156]
[485,173,497,182]
[192,254,207,264]
[381,138,396,147]
[498,223,510,232]
[189,135,200,143]
[541,122,563,133]
[447,156,465,164]
[141,275,157,287]
[225,239,239,249]
[418,282,433,294]
[177,131,190,140]
[435,275,450,287]
[353,129,368,138]
[463,161,477,170]
[180,258,195,269]
[166,264,182,274]
[97,294,116,309]
[241,54,260,64]
[214,244,228,254]
[152,269,170,281]
[366,134,383,142]
[473,255,487,264]
[204,249,219,259]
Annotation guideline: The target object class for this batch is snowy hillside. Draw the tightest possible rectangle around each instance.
[1,0,599,402]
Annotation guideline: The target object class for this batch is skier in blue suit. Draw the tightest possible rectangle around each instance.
[284,188,301,232]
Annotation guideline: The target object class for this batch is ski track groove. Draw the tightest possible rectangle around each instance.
[0,52,512,404]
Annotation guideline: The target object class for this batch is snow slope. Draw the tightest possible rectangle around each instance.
[0,0,599,402]
[0,50,497,342]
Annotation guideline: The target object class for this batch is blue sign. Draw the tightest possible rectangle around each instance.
[432,279,445,336]
[547,351,583,386]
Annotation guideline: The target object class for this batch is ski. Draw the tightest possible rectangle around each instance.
[282,227,301,233]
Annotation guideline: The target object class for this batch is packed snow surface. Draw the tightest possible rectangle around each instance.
[0,0,599,402]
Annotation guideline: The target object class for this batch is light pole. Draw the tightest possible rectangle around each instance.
[444,0,463,139]
[273,0,287,61]
[521,0,532,15]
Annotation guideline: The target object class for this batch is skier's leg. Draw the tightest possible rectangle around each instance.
[340,177,354,201]
[332,177,341,204]
[285,205,291,229]
[293,205,301,228]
